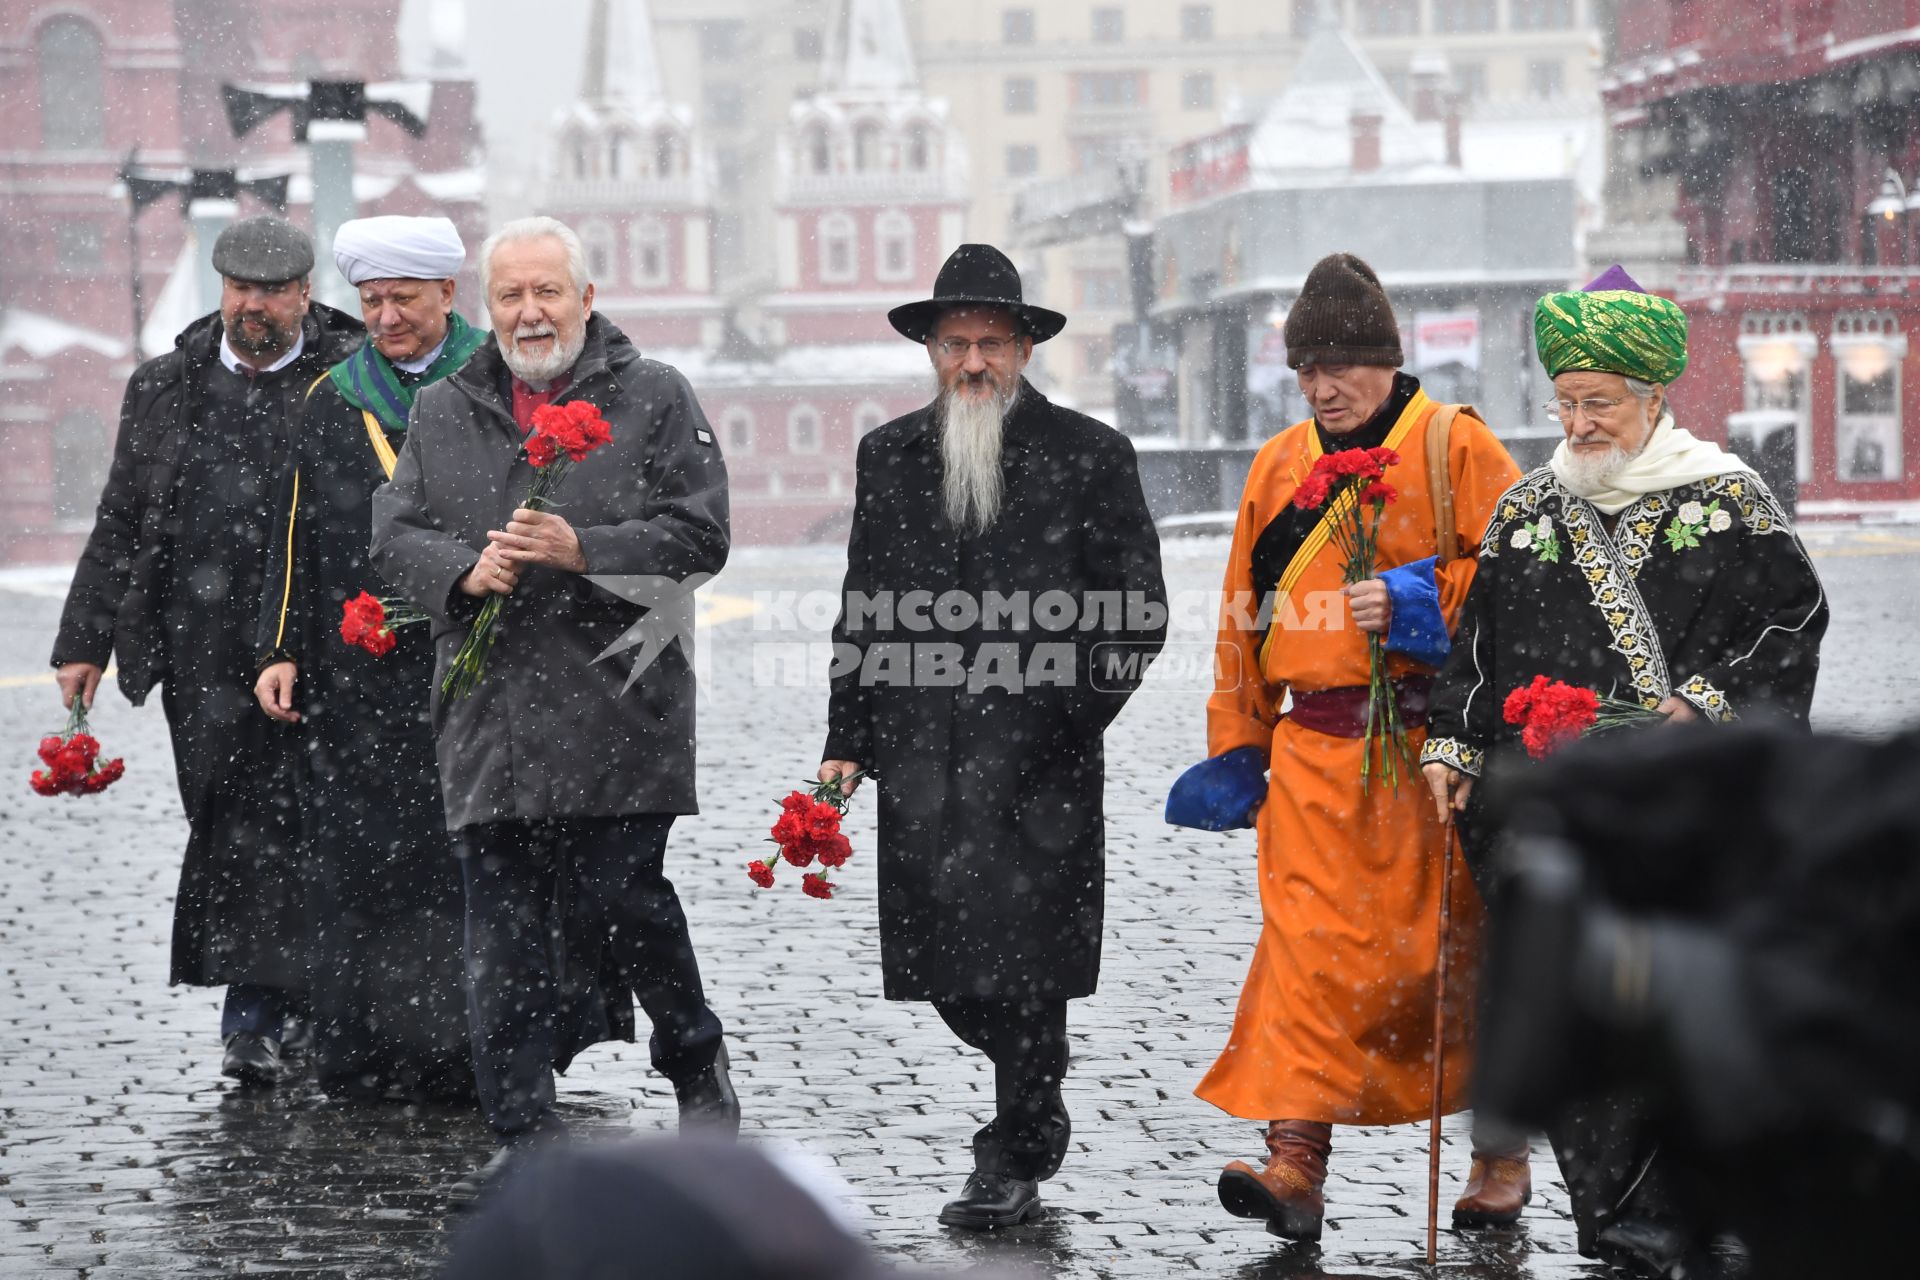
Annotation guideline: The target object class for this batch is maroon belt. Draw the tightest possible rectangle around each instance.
[1286,675,1432,738]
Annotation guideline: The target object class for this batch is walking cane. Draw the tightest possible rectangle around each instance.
[1426,820,1458,1266]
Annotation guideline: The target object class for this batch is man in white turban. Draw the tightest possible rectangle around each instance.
[249,214,503,1104]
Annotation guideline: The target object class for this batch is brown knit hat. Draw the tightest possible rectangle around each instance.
[1284,253,1403,369]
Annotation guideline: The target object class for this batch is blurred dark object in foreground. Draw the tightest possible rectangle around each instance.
[441,1135,1028,1280]
[1475,723,1920,1278]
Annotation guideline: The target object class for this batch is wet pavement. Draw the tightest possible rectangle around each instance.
[2,527,1915,1278]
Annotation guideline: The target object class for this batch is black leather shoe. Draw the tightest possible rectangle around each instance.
[675,1046,741,1136]
[221,1032,284,1087]
[1597,1217,1693,1278]
[448,1147,517,1210]
[938,1172,1043,1230]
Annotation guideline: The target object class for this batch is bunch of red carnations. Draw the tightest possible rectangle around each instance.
[1291,445,1406,789]
[29,702,125,797]
[1502,674,1662,759]
[338,590,428,657]
[443,400,615,698]
[748,772,863,900]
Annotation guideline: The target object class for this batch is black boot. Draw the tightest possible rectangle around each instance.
[221,1032,284,1087]
[939,1171,1043,1230]
[675,1045,741,1136]
[448,1147,517,1210]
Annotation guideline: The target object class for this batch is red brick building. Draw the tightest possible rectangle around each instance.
[1604,0,1920,512]
[537,0,968,546]
[0,0,486,564]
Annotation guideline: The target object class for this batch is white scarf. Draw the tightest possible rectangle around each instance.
[1549,412,1753,516]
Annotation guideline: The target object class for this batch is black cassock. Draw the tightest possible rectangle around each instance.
[1425,463,1830,1258]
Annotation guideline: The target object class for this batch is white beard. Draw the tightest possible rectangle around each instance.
[501,322,585,386]
[936,378,1016,537]
[1558,439,1638,492]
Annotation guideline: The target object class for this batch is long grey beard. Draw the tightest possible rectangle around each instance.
[501,324,586,386]
[937,381,1015,536]
[1559,439,1636,491]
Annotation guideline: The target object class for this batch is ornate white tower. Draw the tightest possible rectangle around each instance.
[537,0,722,349]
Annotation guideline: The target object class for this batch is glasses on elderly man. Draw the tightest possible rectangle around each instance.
[1543,396,1632,421]
[935,337,1017,358]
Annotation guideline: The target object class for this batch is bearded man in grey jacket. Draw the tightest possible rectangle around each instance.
[370,217,737,1202]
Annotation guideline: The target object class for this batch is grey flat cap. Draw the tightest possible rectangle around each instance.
[211,215,314,284]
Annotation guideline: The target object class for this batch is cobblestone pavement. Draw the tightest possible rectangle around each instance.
[2,527,1914,1279]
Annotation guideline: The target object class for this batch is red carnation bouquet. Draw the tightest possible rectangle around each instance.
[748,771,864,900]
[1292,445,1407,789]
[443,400,615,698]
[338,590,428,657]
[1502,675,1662,759]
[29,702,125,797]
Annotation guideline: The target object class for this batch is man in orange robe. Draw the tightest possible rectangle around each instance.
[1166,253,1523,1241]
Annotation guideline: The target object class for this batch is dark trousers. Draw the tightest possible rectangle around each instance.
[220,984,305,1040]
[934,997,1071,1181]
[456,815,723,1141]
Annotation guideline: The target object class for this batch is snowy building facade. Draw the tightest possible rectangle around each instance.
[1604,0,1920,513]
[0,0,487,565]
[537,0,967,546]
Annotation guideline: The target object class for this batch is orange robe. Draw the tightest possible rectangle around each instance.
[1195,390,1522,1125]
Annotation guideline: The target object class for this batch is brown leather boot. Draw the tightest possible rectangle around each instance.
[1217,1120,1331,1241]
[1452,1145,1532,1229]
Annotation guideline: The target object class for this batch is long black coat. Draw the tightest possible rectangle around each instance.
[825,381,1166,1002]
[52,305,364,989]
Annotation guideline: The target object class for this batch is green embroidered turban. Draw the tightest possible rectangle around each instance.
[1533,286,1690,385]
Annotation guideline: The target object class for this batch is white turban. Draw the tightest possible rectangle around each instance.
[332,215,465,285]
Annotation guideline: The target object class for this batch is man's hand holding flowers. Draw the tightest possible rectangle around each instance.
[486,507,586,575]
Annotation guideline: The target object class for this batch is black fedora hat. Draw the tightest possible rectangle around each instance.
[888,244,1067,344]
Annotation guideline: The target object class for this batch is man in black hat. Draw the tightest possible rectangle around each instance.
[816,243,1167,1229]
[53,213,363,1086]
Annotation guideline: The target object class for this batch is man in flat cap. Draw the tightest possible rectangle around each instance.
[816,244,1167,1229]
[54,213,363,1085]
[253,214,487,1102]
[1421,266,1827,1271]
[1166,252,1522,1241]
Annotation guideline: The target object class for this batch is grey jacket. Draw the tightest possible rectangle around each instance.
[370,314,728,830]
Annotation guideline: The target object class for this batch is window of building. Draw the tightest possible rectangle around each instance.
[904,121,932,171]
[1072,70,1146,108]
[705,83,745,127]
[1181,72,1215,110]
[39,17,106,150]
[1006,144,1039,177]
[56,223,105,274]
[1434,0,1496,32]
[803,122,832,174]
[793,26,823,59]
[721,405,755,455]
[1511,0,1575,30]
[715,146,742,193]
[875,210,915,283]
[1291,0,1340,35]
[1527,58,1565,98]
[1071,134,1130,174]
[1075,270,1129,309]
[788,404,823,454]
[53,411,108,522]
[1738,313,1814,484]
[1181,5,1215,39]
[819,212,858,284]
[1357,0,1419,35]
[579,220,616,281]
[1004,76,1037,113]
[654,127,684,176]
[699,20,743,60]
[1454,60,1488,101]
[1833,314,1906,483]
[1091,6,1125,42]
[569,132,593,179]
[630,218,671,288]
[1002,8,1035,44]
[607,132,628,179]
[853,401,888,437]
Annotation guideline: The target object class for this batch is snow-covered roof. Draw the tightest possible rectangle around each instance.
[0,309,129,363]
[1247,21,1441,177]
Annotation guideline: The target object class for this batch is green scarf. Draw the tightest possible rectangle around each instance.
[329,311,487,432]
[1533,288,1690,385]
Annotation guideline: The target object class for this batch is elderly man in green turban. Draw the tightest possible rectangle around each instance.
[1418,266,1830,1272]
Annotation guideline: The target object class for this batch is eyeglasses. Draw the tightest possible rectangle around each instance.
[1543,396,1631,421]
[935,337,1017,359]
